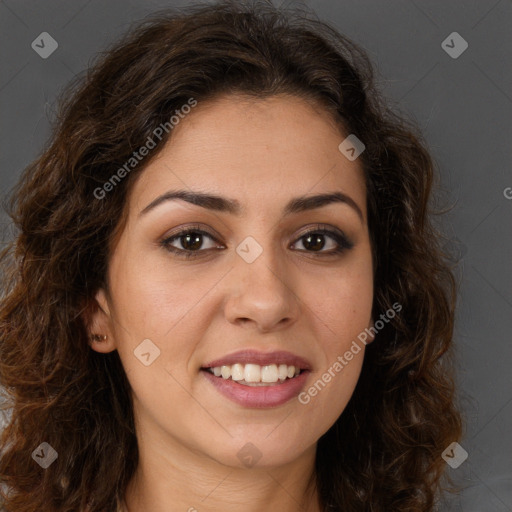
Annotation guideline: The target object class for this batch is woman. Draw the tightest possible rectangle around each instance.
[0,1,462,511]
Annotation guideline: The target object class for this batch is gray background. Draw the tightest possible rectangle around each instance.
[0,0,511,510]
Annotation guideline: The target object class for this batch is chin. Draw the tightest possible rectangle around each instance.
[198,430,316,470]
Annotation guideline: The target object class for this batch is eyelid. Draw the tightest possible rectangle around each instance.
[161,223,223,244]
[160,223,353,258]
[293,223,349,243]
[290,224,354,253]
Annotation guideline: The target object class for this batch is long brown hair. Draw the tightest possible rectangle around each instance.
[0,1,462,510]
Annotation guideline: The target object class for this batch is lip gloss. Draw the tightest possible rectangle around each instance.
[201,370,309,408]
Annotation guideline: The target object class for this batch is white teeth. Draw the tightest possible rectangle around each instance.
[261,364,278,382]
[207,363,303,384]
[221,365,230,379]
[231,363,244,381]
[244,364,261,383]
[278,364,288,381]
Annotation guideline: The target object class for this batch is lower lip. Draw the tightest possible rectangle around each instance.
[201,370,310,408]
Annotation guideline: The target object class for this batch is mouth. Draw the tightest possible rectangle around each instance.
[200,350,311,408]
[201,363,306,386]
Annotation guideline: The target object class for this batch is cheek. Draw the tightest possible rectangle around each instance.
[305,262,373,344]
[297,342,365,441]
[299,256,372,414]
[297,275,370,429]
[108,243,206,339]
[107,246,220,396]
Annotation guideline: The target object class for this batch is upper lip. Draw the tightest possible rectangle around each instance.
[202,350,312,370]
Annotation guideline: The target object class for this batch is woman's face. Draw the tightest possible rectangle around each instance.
[91,93,374,469]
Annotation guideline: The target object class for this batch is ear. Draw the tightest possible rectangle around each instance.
[85,288,117,354]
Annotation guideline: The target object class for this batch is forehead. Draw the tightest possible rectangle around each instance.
[128,93,367,218]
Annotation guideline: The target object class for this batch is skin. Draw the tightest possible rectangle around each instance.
[89,93,375,512]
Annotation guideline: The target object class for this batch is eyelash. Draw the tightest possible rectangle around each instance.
[160,223,354,260]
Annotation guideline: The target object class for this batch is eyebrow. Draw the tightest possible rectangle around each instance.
[139,189,364,222]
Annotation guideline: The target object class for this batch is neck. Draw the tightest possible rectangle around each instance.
[123,469,321,512]
[122,420,322,512]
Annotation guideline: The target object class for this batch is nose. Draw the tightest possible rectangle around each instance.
[223,239,300,333]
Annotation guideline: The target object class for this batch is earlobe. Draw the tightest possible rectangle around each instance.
[85,289,117,353]
[88,333,114,353]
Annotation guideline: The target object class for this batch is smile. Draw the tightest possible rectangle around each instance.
[206,363,302,385]
[201,350,311,408]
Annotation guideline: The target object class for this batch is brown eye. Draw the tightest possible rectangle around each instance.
[161,227,223,259]
[160,224,353,260]
[291,226,354,256]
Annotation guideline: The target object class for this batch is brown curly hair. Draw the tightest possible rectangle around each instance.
[0,1,462,510]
